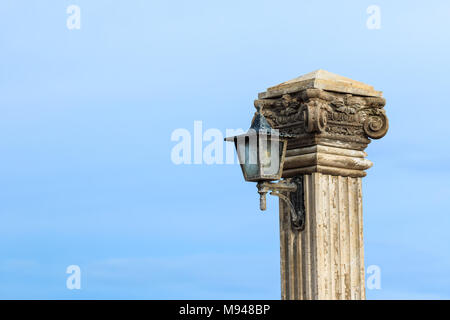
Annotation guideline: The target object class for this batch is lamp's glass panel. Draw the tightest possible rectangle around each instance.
[259,136,283,177]
[236,136,259,180]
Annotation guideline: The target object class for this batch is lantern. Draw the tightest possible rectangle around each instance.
[225,108,289,182]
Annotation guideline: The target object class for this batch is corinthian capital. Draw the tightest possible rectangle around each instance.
[254,70,389,177]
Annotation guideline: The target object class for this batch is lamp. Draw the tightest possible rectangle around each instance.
[225,107,305,231]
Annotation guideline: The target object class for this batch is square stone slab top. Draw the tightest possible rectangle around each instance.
[258,69,383,99]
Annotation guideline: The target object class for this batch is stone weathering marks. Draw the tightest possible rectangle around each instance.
[255,70,388,300]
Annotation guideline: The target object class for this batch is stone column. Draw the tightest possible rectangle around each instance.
[255,70,389,300]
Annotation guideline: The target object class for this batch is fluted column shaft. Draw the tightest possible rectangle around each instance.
[279,173,365,300]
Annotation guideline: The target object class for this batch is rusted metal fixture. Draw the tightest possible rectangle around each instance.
[225,107,305,231]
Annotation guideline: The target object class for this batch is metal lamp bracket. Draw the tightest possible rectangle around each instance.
[257,177,305,231]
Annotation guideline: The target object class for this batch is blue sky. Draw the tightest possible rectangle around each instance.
[0,0,449,299]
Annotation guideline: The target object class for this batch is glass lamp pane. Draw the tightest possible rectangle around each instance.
[236,136,259,181]
[260,136,283,178]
